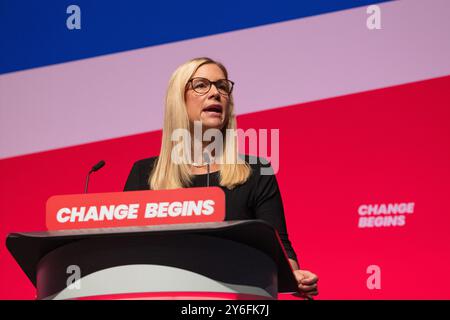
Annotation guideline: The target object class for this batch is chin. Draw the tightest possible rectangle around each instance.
[202,119,224,130]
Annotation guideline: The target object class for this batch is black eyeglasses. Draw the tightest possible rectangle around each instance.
[187,77,234,96]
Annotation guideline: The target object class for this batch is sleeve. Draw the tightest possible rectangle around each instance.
[123,161,150,191]
[252,162,299,264]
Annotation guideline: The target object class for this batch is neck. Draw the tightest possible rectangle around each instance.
[191,136,216,165]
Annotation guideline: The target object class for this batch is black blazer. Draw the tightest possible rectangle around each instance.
[124,155,298,262]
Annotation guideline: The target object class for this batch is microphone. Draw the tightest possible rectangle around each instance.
[203,152,211,187]
[84,160,106,193]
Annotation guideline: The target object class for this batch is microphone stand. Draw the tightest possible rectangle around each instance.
[206,162,210,187]
[84,170,93,194]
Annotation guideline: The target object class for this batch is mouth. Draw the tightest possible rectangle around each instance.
[202,104,223,117]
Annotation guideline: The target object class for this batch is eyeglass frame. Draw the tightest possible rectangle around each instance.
[186,77,235,96]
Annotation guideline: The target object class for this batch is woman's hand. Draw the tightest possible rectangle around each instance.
[293,269,319,299]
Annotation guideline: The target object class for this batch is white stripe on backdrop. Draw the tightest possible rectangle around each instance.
[1,0,449,159]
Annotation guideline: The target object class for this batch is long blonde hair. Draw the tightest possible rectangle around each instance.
[149,57,251,190]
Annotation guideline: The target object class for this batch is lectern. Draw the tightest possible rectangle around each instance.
[6,220,298,300]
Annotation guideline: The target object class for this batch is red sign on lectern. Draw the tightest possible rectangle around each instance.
[46,187,225,231]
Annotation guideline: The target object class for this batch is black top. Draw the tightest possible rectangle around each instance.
[123,156,298,263]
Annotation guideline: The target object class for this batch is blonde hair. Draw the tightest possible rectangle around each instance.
[149,57,251,190]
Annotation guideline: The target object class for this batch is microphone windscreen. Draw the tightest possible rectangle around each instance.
[92,160,106,172]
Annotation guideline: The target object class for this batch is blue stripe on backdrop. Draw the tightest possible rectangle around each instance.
[0,0,390,75]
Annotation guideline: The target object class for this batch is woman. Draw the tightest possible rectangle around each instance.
[124,57,319,298]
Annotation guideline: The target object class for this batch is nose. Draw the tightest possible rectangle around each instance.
[208,83,221,100]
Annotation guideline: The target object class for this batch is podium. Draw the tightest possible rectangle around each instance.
[6,220,298,300]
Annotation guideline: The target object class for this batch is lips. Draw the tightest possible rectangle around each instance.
[203,104,223,114]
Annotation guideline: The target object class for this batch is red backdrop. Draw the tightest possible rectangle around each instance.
[1,75,450,299]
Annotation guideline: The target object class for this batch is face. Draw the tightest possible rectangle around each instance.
[185,63,231,131]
